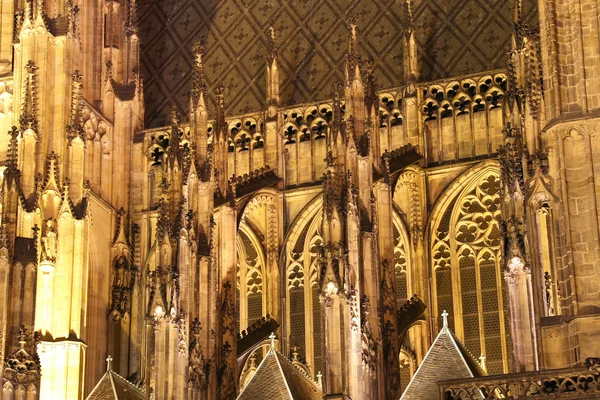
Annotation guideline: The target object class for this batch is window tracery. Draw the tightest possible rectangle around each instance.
[236,228,265,333]
[393,223,409,307]
[430,167,509,374]
[284,204,324,378]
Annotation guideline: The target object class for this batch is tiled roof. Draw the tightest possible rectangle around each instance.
[86,362,145,400]
[237,346,321,400]
[139,0,539,127]
[400,314,485,400]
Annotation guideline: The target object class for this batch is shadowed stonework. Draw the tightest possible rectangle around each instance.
[138,0,538,127]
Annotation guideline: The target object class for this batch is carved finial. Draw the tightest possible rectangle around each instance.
[16,325,28,349]
[347,16,359,61]
[266,21,280,110]
[106,355,113,371]
[267,23,277,62]
[190,41,207,110]
[159,177,170,196]
[441,310,449,328]
[405,0,414,29]
[403,0,419,83]
[514,0,523,26]
[72,69,83,83]
[269,332,276,349]
[171,106,180,126]
[25,60,37,74]
[215,84,226,140]
[106,60,113,81]
[348,15,358,46]
[7,127,19,169]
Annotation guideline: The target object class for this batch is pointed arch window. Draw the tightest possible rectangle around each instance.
[430,168,510,374]
[283,208,324,379]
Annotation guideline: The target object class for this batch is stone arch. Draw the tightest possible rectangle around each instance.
[237,188,281,328]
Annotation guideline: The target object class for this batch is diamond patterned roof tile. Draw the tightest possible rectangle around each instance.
[139,0,537,126]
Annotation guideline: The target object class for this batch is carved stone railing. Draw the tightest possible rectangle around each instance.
[439,357,600,399]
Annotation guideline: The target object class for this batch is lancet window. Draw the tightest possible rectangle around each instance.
[236,228,265,332]
[430,167,511,374]
[285,208,323,378]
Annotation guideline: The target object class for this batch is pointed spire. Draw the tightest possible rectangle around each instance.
[266,22,280,113]
[67,70,84,142]
[214,84,230,195]
[34,0,44,20]
[215,84,226,141]
[365,59,378,115]
[514,0,523,28]
[267,23,277,64]
[20,60,38,131]
[346,16,361,85]
[7,127,19,171]
[406,0,414,30]
[24,0,33,22]
[403,0,419,83]
[126,0,139,36]
[169,106,181,154]
[190,41,207,112]
[331,82,344,145]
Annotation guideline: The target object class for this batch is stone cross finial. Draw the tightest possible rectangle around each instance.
[441,310,449,328]
[479,354,487,372]
[106,355,113,371]
[269,332,276,349]
[316,371,323,389]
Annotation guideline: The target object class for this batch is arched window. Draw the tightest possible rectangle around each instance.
[236,228,265,332]
[284,201,323,378]
[430,165,510,374]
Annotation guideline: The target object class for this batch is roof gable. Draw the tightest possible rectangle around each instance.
[400,312,485,400]
[86,357,145,400]
[237,339,321,400]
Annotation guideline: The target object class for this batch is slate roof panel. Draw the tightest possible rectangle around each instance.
[400,321,485,400]
[238,347,322,400]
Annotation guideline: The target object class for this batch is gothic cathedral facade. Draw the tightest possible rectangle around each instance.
[0,0,599,399]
